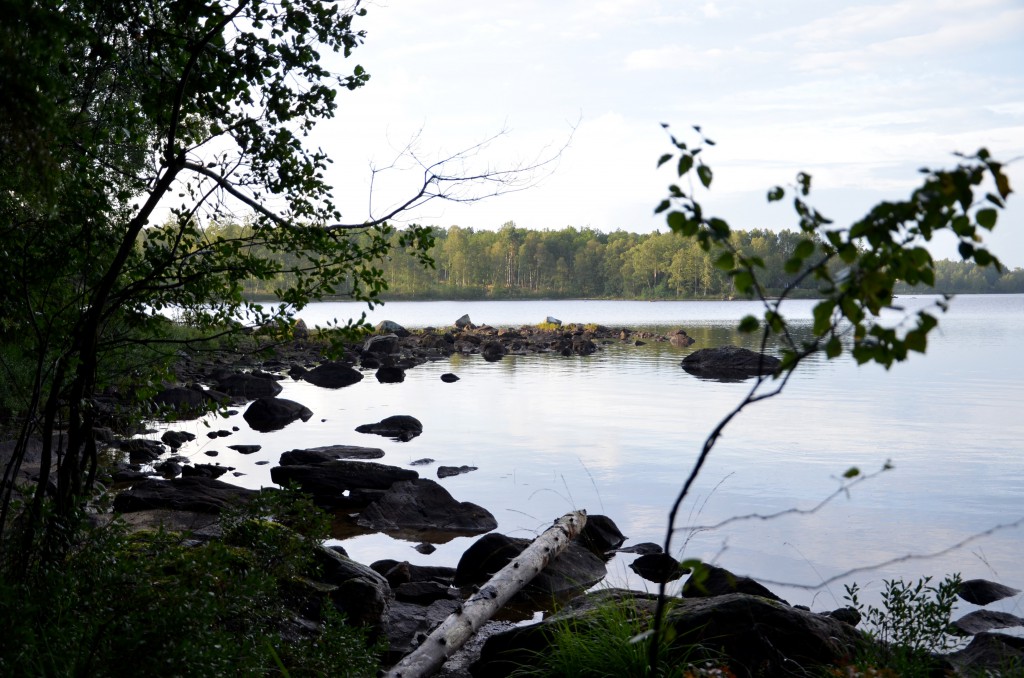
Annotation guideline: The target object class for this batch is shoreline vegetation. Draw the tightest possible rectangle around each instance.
[172,223,1024,301]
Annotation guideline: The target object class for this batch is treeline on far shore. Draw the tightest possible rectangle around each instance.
[195,221,1024,300]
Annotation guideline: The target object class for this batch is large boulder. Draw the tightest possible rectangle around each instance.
[161,430,196,449]
[302,361,364,389]
[112,477,257,514]
[948,632,1024,676]
[681,345,780,380]
[180,463,229,479]
[270,460,417,510]
[454,314,473,329]
[958,578,1021,605]
[472,590,861,678]
[314,545,393,633]
[119,438,166,464]
[355,415,423,442]
[375,320,411,338]
[682,563,787,604]
[242,397,313,432]
[576,514,626,556]
[375,366,406,383]
[215,373,283,399]
[454,532,606,599]
[363,334,400,355]
[357,479,497,536]
[668,329,696,347]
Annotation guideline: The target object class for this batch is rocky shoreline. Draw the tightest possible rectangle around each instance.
[6,316,1022,676]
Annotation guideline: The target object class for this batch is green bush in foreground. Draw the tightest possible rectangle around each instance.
[0,491,381,677]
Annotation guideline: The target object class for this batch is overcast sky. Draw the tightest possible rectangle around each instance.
[318,0,1024,268]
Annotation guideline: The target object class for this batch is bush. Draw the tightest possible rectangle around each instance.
[0,490,381,677]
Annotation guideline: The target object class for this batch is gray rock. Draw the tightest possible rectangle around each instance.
[161,430,196,448]
[279,445,385,464]
[181,463,228,479]
[681,345,781,380]
[668,329,695,347]
[437,465,477,479]
[454,314,473,329]
[357,479,497,536]
[270,460,418,510]
[481,341,506,362]
[577,514,626,555]
[613,542,662,555]
[112,477,256,514]
[302,361,364,389]
[227,444,262,454]
[215,373,283,399]
[375,366,406,383]
[958,579,1021,605]
[545,316,562,326]
[824,606,862,627]
[951,610,1024,635]
[440,373,460,383]
[628,553,690,583]
[120,438,166,464]
[242,397,313,432]
[682,563,787,604]
[364,333,400,355]
[356,415,423,442]
[314,546,392,632]
[370,559,457,586]
[375,320,411,337]
[948,632,1024,676]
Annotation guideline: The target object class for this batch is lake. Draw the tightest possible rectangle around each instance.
[152,294,1024,618]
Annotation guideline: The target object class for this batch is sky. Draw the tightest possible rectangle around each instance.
[316,0,1024,268]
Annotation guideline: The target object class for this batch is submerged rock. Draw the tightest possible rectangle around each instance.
[356,415,423,442]
[681,345,780,380]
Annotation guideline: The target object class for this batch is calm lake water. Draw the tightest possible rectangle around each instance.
[152,295,1024,618]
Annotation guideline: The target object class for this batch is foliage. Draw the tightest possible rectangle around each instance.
[843,575,965,677]
[0,489,380,677]
[646,124,1012,670]
[509,595,727,678]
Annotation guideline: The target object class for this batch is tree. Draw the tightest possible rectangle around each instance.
[648,124,1013,670]
[0,0,552,564]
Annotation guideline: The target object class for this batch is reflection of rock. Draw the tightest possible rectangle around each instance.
[112,477,256,514]
[375,366,406,383]
[302,361,364,388]
[242,397,313,432]
[356,415,423,442]
[481,341,506,362]
[681,345,780,380]
[357,479,497,536]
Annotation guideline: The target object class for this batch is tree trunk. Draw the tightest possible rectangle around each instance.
[384,510,587,678]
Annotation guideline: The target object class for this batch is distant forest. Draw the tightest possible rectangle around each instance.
[193,222,1024,300]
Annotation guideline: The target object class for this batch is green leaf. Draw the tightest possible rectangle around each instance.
[842,467,860,479]
[812,300,835,335]
[958,241,974,260]
[767,186,784,202]
[677,154,694,177]
[784,257,802,274]
[715,251,735,270]
[825,336,842,359]
[733,270,754,294]
[654,199,671,214]
[657,153,673,168]
[696,164,713,188]
[794,239,815,259]
[738,315,759,333]
[976,208,997,230]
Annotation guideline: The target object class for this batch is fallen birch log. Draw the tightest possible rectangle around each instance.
[384,510,587,678]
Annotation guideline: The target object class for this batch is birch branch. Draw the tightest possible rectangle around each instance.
[384,510,588,678]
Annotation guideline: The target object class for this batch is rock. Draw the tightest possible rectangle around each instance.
[355,415,423,442]
[314,546,392,632]
[386,599,463,661]
[437,465,477,479]
[668,329,695,347]
[440,373,460,383]
[454,314,473,329]
[394,581,458,605]
[119,438,166,464]
[161,430,196,448]
[215,373,283,399]
[614,542,662,555]
[279,445,385,464]
[414,543,437,555]
[576,514,626,555]
[370,560,457,586]
[824,606,862,627]
[951,610,1024,635]
[242,397,313,432]
[481,341,506,362]
[958,579,1021,605]
[302,361,364,389]
[364,334,400,355]
[472,590,860,678]
[682,563,787,604]
[375,320,411,337]
[410,458,435,466]
[454,532,606,598]
[357,479,497,536]
[270,460,418,509]
[545,316,562,326]
[154,460,182,478]
[112,477,257,514]
[181,463,229,479]
[628,553,690,583]
[227,444,261,454]
[375,366,406,383]
[681,346,781,380]
[292,318,309,340]
[948,632,1024,676]
[204,450,218,456]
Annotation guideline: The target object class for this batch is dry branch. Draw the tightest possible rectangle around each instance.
[384,510,588,678]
